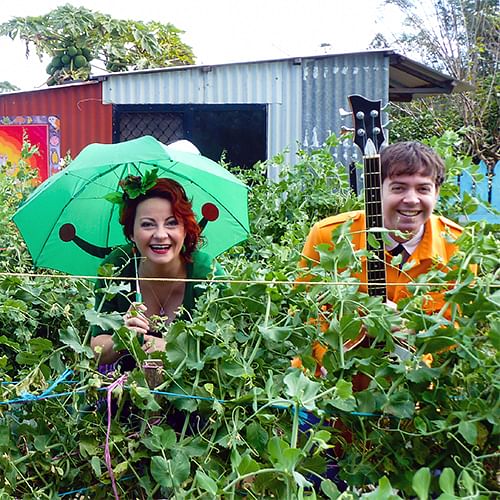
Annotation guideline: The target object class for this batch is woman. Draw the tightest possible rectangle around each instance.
[91,176,223,367]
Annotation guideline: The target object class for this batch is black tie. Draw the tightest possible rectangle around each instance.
[390,244,410,267]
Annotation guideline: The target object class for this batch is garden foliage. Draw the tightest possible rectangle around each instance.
[0,135,498,498]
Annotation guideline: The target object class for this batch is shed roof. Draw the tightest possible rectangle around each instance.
[386,51,472,101]
[2,49,471,102]
[93,48,472,102]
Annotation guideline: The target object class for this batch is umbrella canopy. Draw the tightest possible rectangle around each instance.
[13,136,250,276]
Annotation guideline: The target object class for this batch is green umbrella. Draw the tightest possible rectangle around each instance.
[13,136,250,276]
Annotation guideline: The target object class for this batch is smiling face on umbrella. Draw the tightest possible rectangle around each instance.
[382,170,439,241]
[131,197,186,271]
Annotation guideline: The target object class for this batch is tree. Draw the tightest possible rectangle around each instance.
[0,81,20,93]
[0,4,195,86]
[372,0,499,164]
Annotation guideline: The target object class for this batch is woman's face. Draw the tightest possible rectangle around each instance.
[131,197,186,268]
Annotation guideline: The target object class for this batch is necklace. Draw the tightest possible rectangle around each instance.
[143,281,175,317]
[137,261,186,317]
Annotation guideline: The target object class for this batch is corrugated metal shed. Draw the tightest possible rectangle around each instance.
[0,81,113,158]
[1,49,468,178]
[101,49,465,174]
[102,59,303,171]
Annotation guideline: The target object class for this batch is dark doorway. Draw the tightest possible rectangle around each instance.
[113,104,267,169]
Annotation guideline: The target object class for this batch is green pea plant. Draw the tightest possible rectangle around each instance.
[0,134,498,499]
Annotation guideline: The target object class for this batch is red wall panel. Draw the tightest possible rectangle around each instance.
[0,81,113,160]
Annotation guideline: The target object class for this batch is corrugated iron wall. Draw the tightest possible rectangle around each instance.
[0,81,113,159]
[103,53,389,177]
[302,52,389,167]
[102,60,303,171]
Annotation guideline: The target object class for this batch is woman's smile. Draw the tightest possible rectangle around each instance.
[150,244,171,254]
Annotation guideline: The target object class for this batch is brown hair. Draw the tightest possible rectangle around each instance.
[120,178,201,262]
[380,141,445,187]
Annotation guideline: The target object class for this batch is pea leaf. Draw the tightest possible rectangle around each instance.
[259,325,292,342]
[237,454,261,475]
[59,326,94,357]
[363,476,402,499]
[284,370,320,410]
[130,385,161,411]
[195,470,218,496]
[84,309,123,330]
[438,467,456,496]
[28,338,53,353]
[151,453,190,488]
[458,420,477,445]
[407,367,440,383]
[246,422,268,453]
[91,456,101,477]
[267,437,302,472]
[321,479,341,498]
[0,335,20,351]
[412,467,431,500]
[142,426,176,452]
[383,390,415,418]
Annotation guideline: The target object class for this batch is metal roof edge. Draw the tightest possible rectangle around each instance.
[0,48,472,98]
[0,79,101,98]
[388,52,473,94]
[99,49,397,79]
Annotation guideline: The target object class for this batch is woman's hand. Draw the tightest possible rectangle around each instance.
[124,302,150,335]
[142,334,166,354]
[91,334,122,364]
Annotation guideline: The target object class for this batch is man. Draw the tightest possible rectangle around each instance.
[295,141,466,369]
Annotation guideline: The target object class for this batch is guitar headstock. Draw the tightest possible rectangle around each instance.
[348,95,386,157]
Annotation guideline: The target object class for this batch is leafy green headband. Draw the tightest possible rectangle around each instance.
[104,168,159,210]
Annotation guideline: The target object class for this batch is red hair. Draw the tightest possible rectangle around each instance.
[120,178,201,262]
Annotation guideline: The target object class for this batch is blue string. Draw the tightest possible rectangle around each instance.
[0,369,74,405]
[58,474,134,497]
[0,373,391,419]
[58,486,89,497]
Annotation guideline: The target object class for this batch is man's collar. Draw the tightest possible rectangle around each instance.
[386,225,424,255]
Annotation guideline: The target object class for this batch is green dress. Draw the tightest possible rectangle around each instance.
[92,243,224,338]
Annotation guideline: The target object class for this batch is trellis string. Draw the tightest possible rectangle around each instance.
[1,270,488,288]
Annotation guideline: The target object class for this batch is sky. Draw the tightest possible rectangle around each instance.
[0,0,406,91]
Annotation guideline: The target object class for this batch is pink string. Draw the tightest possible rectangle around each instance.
[105,373,128,500]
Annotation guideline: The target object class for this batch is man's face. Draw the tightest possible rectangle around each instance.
[382,170,439,241]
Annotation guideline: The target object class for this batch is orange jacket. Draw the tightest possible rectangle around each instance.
[295,211,466,368]
[301,211,464,310]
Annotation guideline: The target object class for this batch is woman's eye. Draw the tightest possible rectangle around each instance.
[166,219,179,227]
[141,222,154,228]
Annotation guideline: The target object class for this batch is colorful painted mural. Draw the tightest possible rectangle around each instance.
[0,115,61,181]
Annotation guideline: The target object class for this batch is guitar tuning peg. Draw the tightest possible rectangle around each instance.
[339,107,351,117]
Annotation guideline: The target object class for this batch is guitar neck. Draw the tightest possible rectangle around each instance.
[363,155,387,300]
[346,94,387,301]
